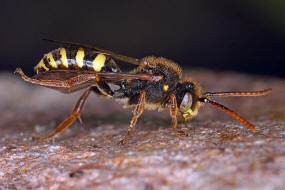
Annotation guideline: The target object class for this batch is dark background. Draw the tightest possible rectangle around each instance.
[1,1,285,77]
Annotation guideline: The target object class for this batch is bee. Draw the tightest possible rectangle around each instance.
[15,39,272,144]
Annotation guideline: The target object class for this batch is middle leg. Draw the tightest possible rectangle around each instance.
[119,91,146,144]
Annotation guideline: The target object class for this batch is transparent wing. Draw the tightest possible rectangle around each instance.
[43,39,141,65]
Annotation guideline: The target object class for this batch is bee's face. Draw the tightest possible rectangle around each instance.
[176,80,202,120]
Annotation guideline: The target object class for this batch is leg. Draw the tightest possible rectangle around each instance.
[92,86,106,96]
[95,81,114,96]
[169,94,187,136]
[179,111,195,138]
[119,91,146,144]
[33,87,93,141]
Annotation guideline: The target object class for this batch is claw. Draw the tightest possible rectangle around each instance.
[176,130,188,137]
[119,131,131,145]
[77,116,83,125]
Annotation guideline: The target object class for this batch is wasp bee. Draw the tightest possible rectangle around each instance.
[15,39,272,144]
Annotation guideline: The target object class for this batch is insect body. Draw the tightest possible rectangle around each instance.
[34,47,120,74]
[15,39,272,144]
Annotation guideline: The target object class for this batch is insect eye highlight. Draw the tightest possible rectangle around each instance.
[111,66,118,72]
[185,83,193,90]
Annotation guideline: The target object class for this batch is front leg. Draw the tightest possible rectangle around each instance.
[119,91,146,144]
[169,94,187,137]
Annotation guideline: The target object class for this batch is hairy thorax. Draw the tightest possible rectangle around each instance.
[114,56,183,110]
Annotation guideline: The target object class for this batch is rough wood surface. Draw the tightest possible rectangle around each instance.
[0,70,284,190]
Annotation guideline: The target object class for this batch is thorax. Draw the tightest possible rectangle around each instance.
[114,56,182,109]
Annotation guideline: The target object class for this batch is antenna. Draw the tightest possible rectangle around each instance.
[204,88,272,97]
[199,88,272,130]
[200,98,255,130]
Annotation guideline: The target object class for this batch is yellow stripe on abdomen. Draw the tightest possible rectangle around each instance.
[75,48,85,68]
[34,59,49,73]
[59,48,69,68]
[93,54,106,71]
[46,52,57,68]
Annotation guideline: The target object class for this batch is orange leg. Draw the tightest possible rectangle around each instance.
[119,91,146,144]
[169,94,187,136]
[33,88,93,141]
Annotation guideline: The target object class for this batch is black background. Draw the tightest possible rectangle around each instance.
[1,1,285,77]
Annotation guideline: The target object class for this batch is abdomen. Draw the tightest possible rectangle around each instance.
[34,47,110,74]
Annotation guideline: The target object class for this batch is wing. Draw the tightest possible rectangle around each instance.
[42,39,141,65]
[32,70,160,82]
[32,70,86,80]
[16,68,161,94]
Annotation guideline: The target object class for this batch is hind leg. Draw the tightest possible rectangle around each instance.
[33,87,93,140]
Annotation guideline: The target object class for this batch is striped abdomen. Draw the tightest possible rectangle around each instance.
[34,47,120,74]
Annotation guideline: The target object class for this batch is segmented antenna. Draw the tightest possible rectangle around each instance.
[199,88,271,130]
[200,98,255,130]
[204,88,272,97]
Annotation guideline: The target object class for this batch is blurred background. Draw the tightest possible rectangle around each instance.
[1,0,284,77]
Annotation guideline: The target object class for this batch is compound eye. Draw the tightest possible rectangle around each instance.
[179,92,193,113]
[186,83,193,89]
